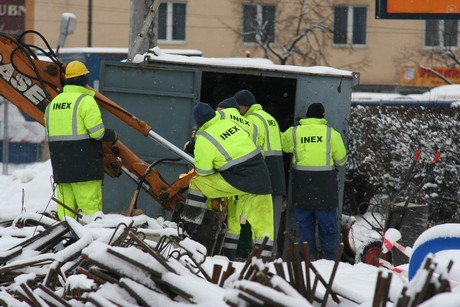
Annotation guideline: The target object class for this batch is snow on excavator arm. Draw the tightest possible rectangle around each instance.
[0,31,194,212]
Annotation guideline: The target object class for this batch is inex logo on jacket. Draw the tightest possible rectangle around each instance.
[219,125,240,140]
[301,136,323,143]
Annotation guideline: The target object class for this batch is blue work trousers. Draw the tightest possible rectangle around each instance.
[295,208,338,261]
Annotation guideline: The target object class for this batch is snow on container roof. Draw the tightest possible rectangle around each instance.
[133,47,356,79]
[39,47,201,57]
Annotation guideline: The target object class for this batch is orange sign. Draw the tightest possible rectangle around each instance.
[400,66,460,86]
[387,0,460,14]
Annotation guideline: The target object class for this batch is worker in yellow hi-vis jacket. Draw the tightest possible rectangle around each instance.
[282,102,347,261]
[44,61,117,220]
[181,102,274,260]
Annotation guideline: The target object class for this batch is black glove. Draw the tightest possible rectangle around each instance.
[99,128,117,142]
[183,139,195,155]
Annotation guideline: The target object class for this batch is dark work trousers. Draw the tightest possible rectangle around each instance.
[295,208,339,261]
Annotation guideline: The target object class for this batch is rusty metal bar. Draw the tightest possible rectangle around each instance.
[37,284,72,307]
[293,242,306,296]
[87,267,119,284]
[372,271,385,307]
[43,260,63,289]
[239,236,268,280]
[106,247,162,279]
[128,232,176,273]
[321,244,343,306]
[76,267,108,285]
[219,261,235,287]
[303,242,312,301]
[108,221,135,246]
[381,273,393,307]
[308,260,341,304]
[273,261,285,280]
[51,197,83,219]
[119,278,151,306]
[211,264,223,284]
[19,282,47,307]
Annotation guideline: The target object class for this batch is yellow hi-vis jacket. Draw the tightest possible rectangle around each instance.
[243,104,282,157]
[45,85,115,183]
[217,108,260,147]
[282,118,347,170]
[244,103,286,195]
[193,114,271,195]
[45,85,105,141]
[194,114,260,175]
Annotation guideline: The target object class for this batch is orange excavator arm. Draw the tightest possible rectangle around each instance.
[0,31,195,212]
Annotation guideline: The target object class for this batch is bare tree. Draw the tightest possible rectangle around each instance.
[221,0,369,71]
[240,0,333,65]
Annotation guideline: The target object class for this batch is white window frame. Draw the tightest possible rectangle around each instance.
[242,4,276,45]
[158,2,187,43]
[333,6,367,47]
[424,20,458,49]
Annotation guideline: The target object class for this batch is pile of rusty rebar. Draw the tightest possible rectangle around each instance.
[0,215,457,306]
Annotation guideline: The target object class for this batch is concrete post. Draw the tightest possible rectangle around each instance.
[129,0,158,59]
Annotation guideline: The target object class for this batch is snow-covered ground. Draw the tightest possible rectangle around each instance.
[0,160,460,306]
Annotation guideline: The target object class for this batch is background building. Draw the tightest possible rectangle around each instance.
[3,0,459,93]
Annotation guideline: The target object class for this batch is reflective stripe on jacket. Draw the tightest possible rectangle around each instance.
[281,118,347,171]
[194,114,261,176]
[44,85,106,183]
[244,103,286,195]
[244,104,283,157]
[45,85,105,141]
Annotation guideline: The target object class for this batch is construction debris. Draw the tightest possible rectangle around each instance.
[0,213,458,306]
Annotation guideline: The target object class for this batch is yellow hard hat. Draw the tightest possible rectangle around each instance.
[65,61,89,79]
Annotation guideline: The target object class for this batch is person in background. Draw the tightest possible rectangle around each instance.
[44,60,117,221]
[180,102,274,260]
[234,89,286,258]
[281,102,347,260]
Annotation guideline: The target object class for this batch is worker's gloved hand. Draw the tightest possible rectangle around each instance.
[100,128,117,142]
[183,139,195,155]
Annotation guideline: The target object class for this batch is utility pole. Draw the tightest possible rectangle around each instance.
[128,0,159,61]
[88,0,93,47]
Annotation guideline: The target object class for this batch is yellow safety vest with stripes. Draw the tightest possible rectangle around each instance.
[45,85,106,142]
[282,118,347,171]
[244,104,282,157]
[194,114,261,176]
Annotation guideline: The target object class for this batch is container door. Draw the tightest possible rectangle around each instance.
[99,61,199,217]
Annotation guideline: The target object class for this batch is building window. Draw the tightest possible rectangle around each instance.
[425,20,458,48]
[333,6,367,45]
[242,4,276,44]
[158,2,186,41]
